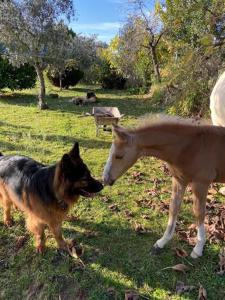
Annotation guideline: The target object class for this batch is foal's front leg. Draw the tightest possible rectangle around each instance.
[190,182,208,259]
[153,177,186,252]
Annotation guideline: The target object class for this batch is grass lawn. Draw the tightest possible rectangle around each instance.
[0,82,224,300]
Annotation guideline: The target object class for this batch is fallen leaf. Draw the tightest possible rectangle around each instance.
[106,287,117,297]
[124,289,139,300]
[124,210,134,218]
[84,230,98,238]
[216,247,225,276]
[153,178,160,188]
[219,186,225,196]
[66,214,79,222]
[198,284,207,300]
[75,288,86,300]
[130,171,145,184]
[67,246,85,268]
[145,188,158,196]
[161,187,170,193]
[108,203,120,212]
[188,224,197,231]
[68,246,79,259]
[132,171,144,178]
[71,243,84,257]
[176,230,188,241]
[101,196,111,203]
[208,188,218,195]
[141,214,150,220]
[187,237,197,246]
[15,235,28,251]
[207,194,215,201]
[175,281,195,295]
[26,283,44,300]
[162,263,189,273]
[133,222,148,234]
[187,186,192,192]
[174,247,188,258]
[161,163,170,175]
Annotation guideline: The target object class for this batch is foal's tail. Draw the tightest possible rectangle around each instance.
[0,152,3,156]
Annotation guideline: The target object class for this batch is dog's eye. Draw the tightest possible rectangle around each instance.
[115,155,123,159]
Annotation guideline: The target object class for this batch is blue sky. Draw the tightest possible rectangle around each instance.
[70,0,125,44]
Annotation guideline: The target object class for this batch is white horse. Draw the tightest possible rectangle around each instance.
[210,70,225,195]
[210,70,225,126]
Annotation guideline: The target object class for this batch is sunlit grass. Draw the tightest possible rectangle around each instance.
[0,82,224,299]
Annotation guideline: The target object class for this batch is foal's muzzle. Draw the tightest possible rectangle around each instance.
[103,174,115,186]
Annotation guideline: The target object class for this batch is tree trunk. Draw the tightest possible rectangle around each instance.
[150,46,161,83]
[35,64,49,109]
[59,71,63,91]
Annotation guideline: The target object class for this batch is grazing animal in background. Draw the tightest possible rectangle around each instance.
[210,70,225,126]
[103,116,225,258]
[86,91,96,99]
[0,143,103,253]
[70,91,97,106]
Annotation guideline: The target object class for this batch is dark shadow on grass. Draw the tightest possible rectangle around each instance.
[62,218,194,299]
[71,85,130,96]
[0,207,222,299]
[0,94,37,107]
[0,213,175,299]
[0,128,111,150]
[0,92,163,118]
[54,96,162,118]
[0,121,31,130]
[0,140,52,155]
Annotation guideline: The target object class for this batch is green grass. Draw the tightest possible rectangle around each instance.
[0,82,224,300]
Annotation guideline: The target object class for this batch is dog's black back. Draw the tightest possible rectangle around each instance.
[0,155,56,203]
[0,143,103,206]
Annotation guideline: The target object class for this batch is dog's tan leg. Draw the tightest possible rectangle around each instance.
[0,185,13,226]
[153,177,186,250]
[3,198,13,227]
[49,222,68,251]
[190,182,208,259]
[26,216,46,253]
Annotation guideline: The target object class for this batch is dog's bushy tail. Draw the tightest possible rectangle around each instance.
[0,152,3,156]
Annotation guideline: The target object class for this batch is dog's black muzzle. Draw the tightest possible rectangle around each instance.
[79,178,103,197]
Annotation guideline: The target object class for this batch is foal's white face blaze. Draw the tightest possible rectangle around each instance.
[103,125,139,185]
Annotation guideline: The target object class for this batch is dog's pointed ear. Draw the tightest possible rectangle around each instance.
[69,142,80,158]
[61,153,72,173]
[112,124,129,143]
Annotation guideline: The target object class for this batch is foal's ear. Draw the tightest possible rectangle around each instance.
[69,141,80,158]
[112,124,129,142]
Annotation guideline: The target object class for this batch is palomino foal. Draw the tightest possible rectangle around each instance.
[103,118,225,258]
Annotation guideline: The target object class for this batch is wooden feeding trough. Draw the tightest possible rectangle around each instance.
[92,107,123,136]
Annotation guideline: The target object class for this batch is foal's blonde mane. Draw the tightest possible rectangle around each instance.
[134,114,210,131]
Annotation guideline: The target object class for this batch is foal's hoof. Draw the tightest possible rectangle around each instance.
[151,244,163,255]
[190,250,202,259]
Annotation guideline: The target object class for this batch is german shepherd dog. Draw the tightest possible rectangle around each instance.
[0,143,103,253]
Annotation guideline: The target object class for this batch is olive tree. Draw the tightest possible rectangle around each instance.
[48,30,99,90]
[0,0,74,109]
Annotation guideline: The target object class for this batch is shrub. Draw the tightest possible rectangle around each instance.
[0,56,36,90]
[47,62,84,89]
[102,73,126,89]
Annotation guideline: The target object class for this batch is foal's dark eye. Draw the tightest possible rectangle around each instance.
[115,155,123,159]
